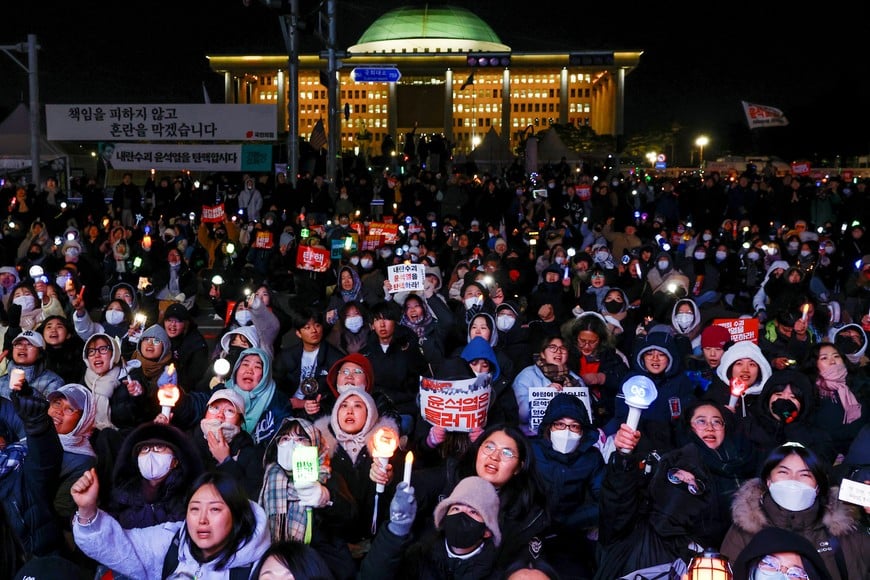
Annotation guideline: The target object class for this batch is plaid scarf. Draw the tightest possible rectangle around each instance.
[259,463,309,543]
[535,355,578,388]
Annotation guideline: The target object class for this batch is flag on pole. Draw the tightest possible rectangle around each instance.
[741,101,788,129]
[310,118,327,151]
[460,72,475,91]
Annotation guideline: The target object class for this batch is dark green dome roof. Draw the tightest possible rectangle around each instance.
[350,5,510,53]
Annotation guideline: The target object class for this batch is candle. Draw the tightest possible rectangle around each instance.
[728,378,747,408]
[403,451,414,486]
[801,303,809,323]
[635,263,642,278]
[371,427,398,493]
[142,235,151,250]
[158,385,180,417]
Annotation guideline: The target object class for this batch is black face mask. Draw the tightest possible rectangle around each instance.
[604,300,623,314]
[226,345,245,368]
[771,398,799,423]
[835,334,861,355]
[442,512,487,549]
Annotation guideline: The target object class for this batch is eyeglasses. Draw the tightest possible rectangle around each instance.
[86,345,112,357]
[13,342,37,349]
[666,468,706,495]
[551,421,582,433]
[577,339,599,347]
[691,417,725,431]
[279,434,311,446]
[207,404,237,419]
[138,443,170,454]
[481,441,518,461]
[546,344,568,354]
[144,337,162,345]
[49,399,81,416]
[339,368,365,376]
[757,555,809,580]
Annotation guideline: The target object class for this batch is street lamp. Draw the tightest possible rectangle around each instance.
[695,136,709,168]
[646,152,657,167]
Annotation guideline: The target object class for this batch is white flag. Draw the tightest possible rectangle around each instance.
[741,101,788,129]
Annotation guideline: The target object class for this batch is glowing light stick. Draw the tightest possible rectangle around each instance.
[403,451,414,486]
[371,427,398,493]
[728,377,747,408]
[620,376,657,453]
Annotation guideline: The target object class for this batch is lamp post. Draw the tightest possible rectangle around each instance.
[1,35,39,188]
[695,135,709,169]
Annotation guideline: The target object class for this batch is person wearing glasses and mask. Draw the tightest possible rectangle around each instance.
[155,388,262,501]
[530,393,603,579]
[512,335,584,437]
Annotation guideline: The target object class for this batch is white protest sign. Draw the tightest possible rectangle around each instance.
[387,263,425,293]
[420,375,491,432]
[528,386,592,434]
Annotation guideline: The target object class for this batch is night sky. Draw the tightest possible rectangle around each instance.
[2,0,866,164]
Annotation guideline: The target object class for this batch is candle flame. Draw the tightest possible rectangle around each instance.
[730,377,747,397]
[166,363,175,377]
[372,427,398,458]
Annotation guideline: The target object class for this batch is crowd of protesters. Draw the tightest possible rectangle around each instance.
[0,159,868,580]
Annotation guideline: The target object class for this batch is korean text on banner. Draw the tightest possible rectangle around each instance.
[528,386,592,433]
[201,204,225,223]
[295,245,331,272]
[420,375,491,432]
[387,263,426,293]
[712,318,759,344]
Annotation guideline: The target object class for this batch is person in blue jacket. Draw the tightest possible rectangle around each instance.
[531,393,604,579]
[606,330,696,453]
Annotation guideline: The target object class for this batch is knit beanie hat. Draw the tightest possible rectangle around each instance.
[700,324,731,349]
[433,476,501,546]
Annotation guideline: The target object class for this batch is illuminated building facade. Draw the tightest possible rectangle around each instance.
[208,5,641,158]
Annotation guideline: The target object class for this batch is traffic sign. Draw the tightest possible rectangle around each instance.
[351,66,401,83]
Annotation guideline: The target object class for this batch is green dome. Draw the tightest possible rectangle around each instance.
[350,5,510,54]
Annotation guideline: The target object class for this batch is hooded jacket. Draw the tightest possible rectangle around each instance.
[732,526,832,580]
[722,478,870,580]
[106,422,205,529]
[531,394,604,534]
[225,347,293,448]
[704,340,773,415]
[607,331,696,451]
[738,370,836,464]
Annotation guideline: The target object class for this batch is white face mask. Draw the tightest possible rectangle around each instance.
[349,256,360,266]
[105,309,125,325]
[496,314,515,332]
[788,242,799,251]
[799,250,811,257]
[464,296,481,310]
[235,310,252,326]
[65,248,80,259]
[595,250,609,262]
[715,251,728,261]
[13,295,35,311]
[265,219,274,227]
[200,418,240,444]
[360,258,373,269]
[747,251,760,261]
[138,451,174,481]
[276,440,296,471]
[657,260,670,271]
[694,251,706,260]
[702,233,713,241]
[550,428,582,454]
[345,315,364,333]
[767,479,817,512]
[675,312,694,330]
[554,256,565,265]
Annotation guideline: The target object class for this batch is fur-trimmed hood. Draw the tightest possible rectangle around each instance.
[730,478,860,538]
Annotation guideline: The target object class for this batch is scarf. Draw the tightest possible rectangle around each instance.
[84,365,122,430]
[339,268,362,302]
[817,364,862,423]
[401,308,432,342]
[535,355,577,388]
[133,350,172,383]
[259,463,308,542]
[330,393,377,464]
[168,264,181,295]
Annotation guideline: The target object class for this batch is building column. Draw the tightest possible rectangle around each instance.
[444,69,454,144]
[388,81,398,156]
[501,68,510,151]
[277,69,287,131]
[560,68,568,125]
[224,72,234,104]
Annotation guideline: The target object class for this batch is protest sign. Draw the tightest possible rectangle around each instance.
[420,375,491,432]
[528,385,592,434]
[296,245,330,272]
[387,263,426,293]
[712,318,759,344]
[201,204,225,223]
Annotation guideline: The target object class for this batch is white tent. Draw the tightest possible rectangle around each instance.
[0,103,68,172]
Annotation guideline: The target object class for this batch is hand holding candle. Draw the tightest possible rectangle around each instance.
[157,363,179,418]
[371,427,398,493]
[801,303,809,323]
[728,377,747,408]
[10,368,26,391]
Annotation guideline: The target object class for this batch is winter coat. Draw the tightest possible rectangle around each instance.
[167,322,210,394]
[359,524,499,580]
[0,360,64,399]
[190,424,262,500]
[459,336,518,429]
[106,423,205,529]
[73,500,270,580]
[362,325,428,416]
[605,331,697,452]
[512,363,583,437]
[721,479,870,580]
[274,339,345,419]
[567,342,630,428]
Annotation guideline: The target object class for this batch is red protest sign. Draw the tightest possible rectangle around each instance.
[420,376,491,432]
[712,318,759,344]
[295,245,331,272]
[253,231,274,249]
[202,204,225,223]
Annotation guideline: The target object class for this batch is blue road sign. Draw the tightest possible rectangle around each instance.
[351,67,401,83]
